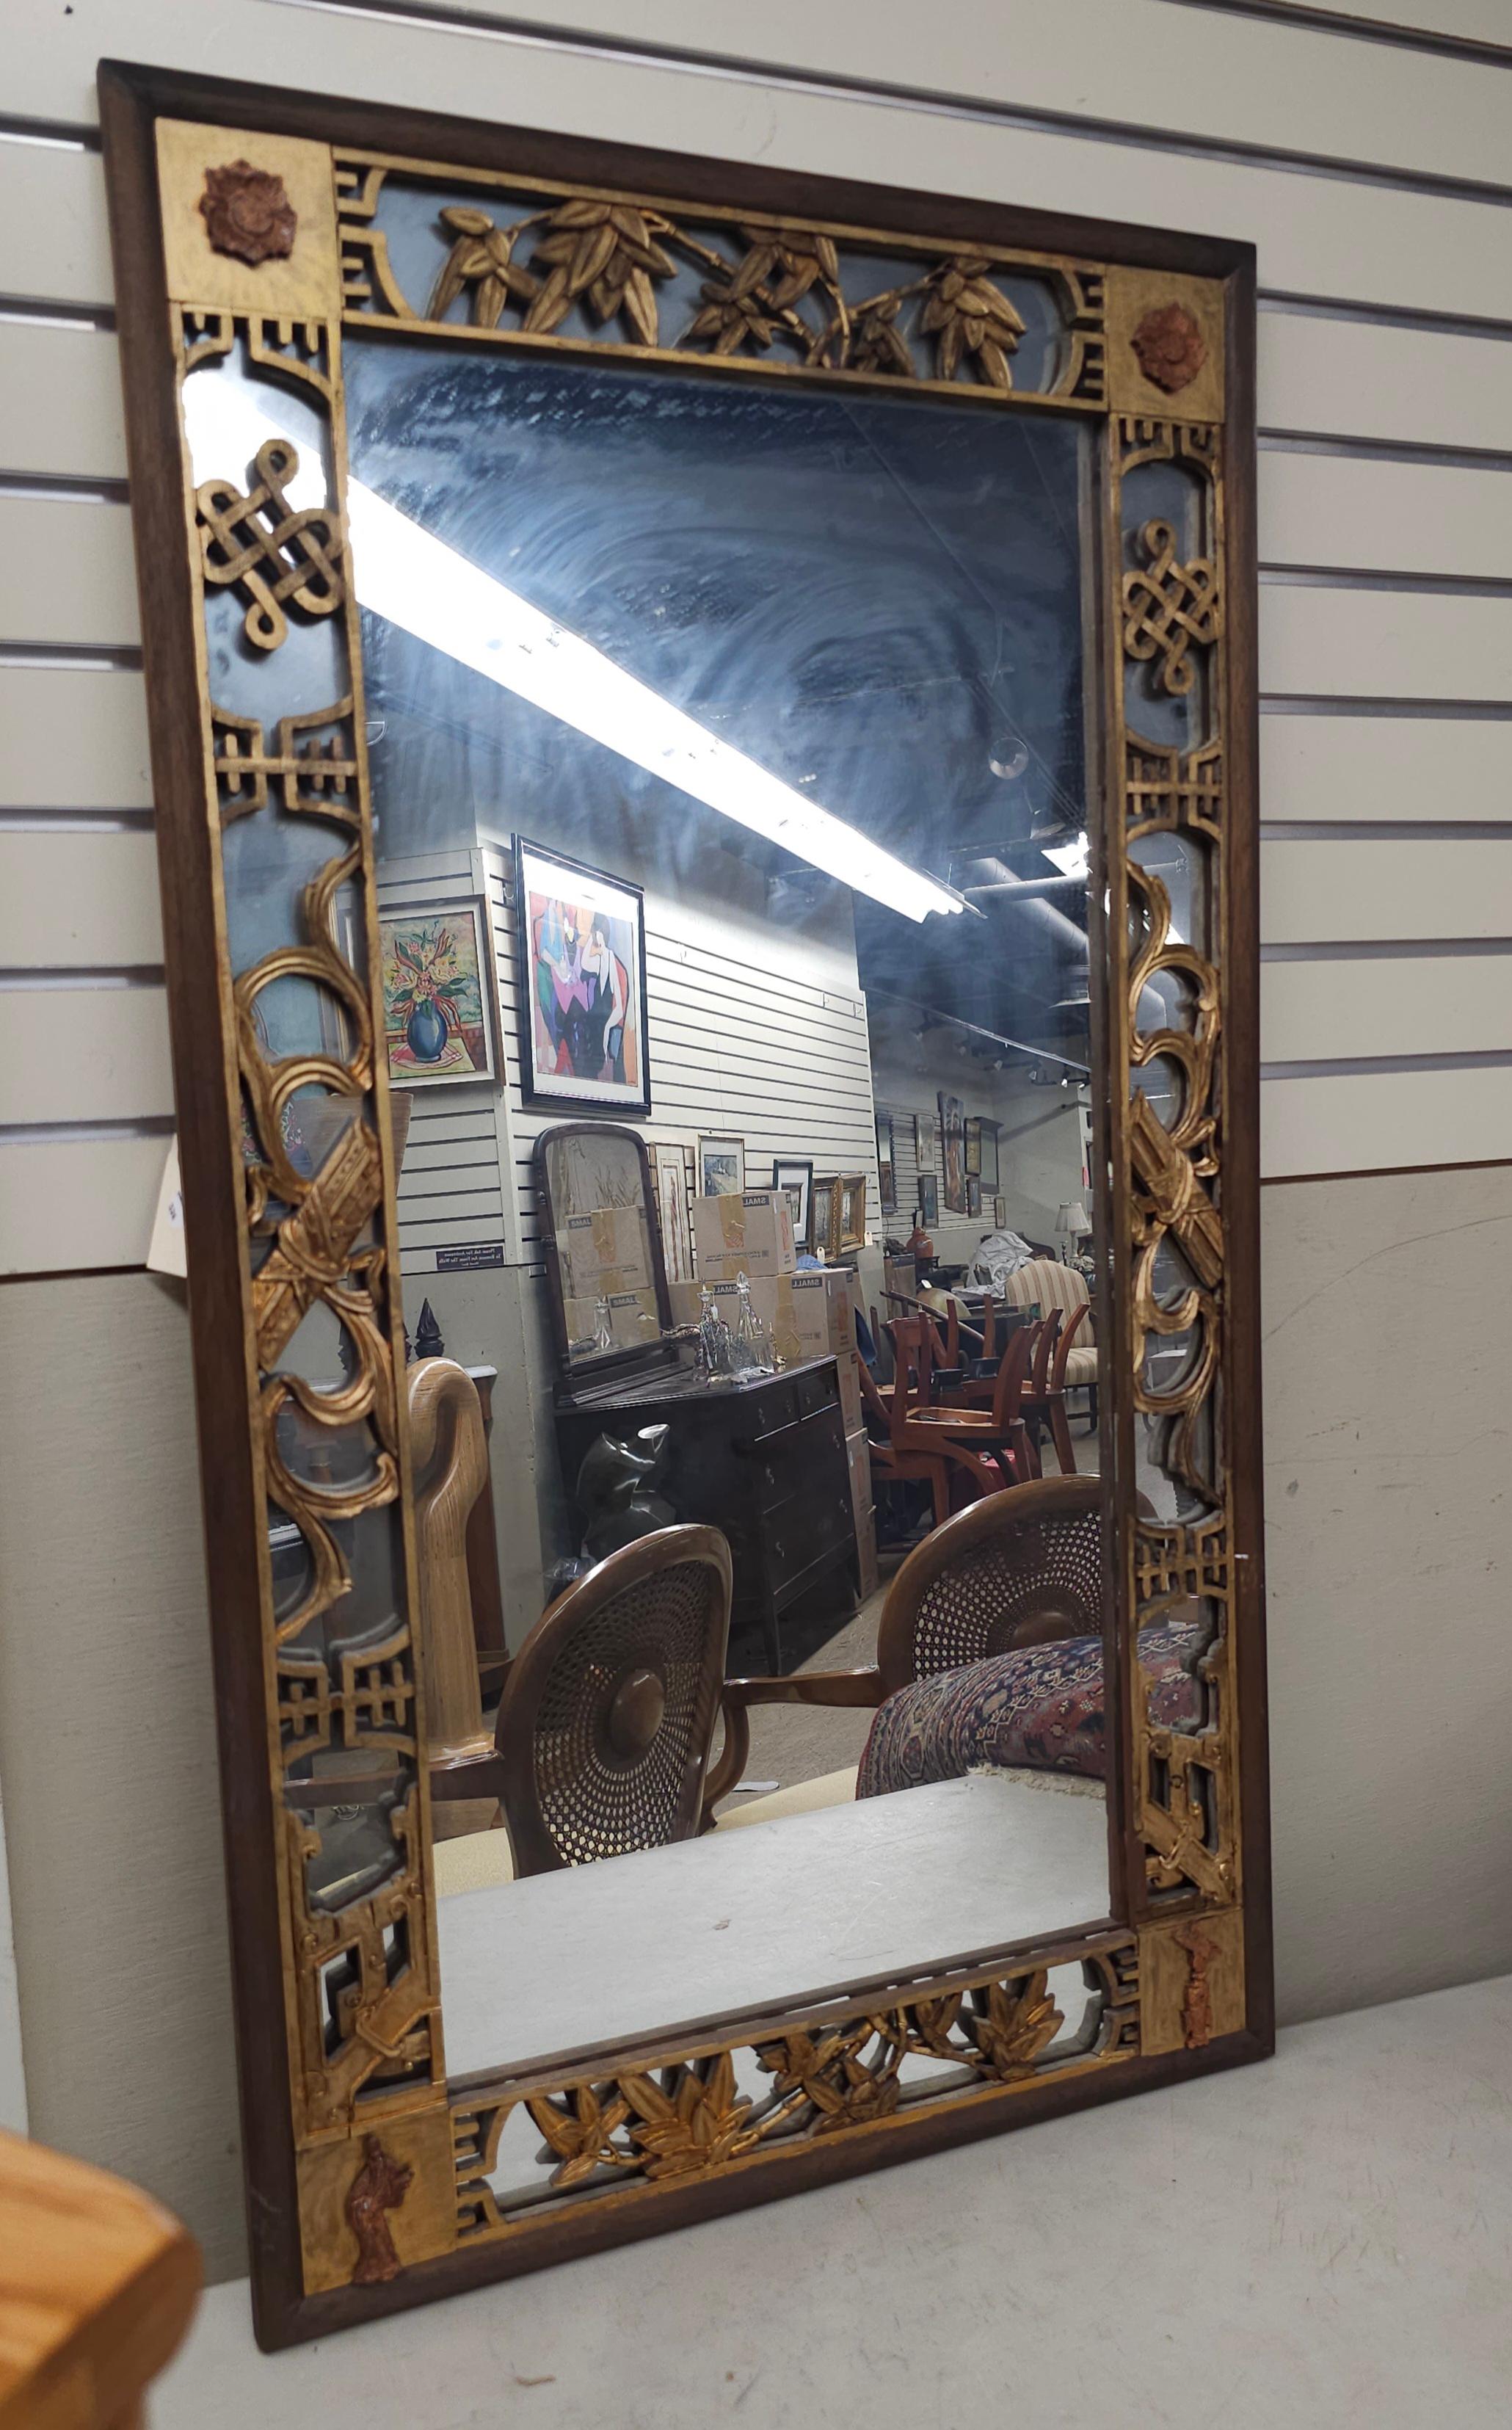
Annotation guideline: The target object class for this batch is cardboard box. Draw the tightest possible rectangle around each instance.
[845,1425,879,1597]
[557,1207,652,1298]
[835,1346,864,1436]
[788,1266,858,1362]
[563,1286,661,1350]
[693,1189,796,1279]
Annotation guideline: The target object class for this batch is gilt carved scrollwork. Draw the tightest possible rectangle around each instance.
[454,1945,1138,2239]
[334,157,1108,405]
[176,304,441,2145]
[1114,414,1237,1910]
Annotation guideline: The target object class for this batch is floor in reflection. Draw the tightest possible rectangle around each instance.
[437,1769,1111,2082]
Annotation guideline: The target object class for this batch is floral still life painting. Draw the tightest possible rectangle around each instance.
[516,836,653,1114]
[379,897,498,1089]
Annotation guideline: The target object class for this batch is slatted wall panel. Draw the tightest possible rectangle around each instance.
[2,0,1511,2254]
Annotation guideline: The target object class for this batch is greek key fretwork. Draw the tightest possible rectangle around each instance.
[213,699,360,827]
[1134,1517,1231,1611]
[196,436,346,650]
[181,310,333,397]
[278,1630,418,1760]
[1122,518,1221,697]
[1125,735,1223,843]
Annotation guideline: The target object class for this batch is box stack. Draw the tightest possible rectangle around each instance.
[691,1189,797,1281]
[556,1205,660,1350]
[792,1266,876,1584]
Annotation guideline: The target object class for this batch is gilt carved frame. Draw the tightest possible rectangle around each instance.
[100,58,1269,2349]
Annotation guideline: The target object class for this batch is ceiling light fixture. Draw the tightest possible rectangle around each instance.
[183,377,967,925]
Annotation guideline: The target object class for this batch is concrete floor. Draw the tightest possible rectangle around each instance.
[159,1970,1512,2428]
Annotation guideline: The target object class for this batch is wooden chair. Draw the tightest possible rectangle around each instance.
[857,1355,995,1529]
[433,1525,733,1874]
[408,1357,498,1840]
[884,1314,1036,1491]
[1019,1303,1091,1475]
[0,2128,200,2429]
[705,1478,1112,1810]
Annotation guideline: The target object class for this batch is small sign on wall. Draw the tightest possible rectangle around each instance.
[435,1243,506,1272]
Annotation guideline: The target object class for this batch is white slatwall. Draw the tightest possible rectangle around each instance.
[4,0,1512,2259]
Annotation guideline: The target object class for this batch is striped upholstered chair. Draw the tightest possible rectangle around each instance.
[998,1257,1099,1454]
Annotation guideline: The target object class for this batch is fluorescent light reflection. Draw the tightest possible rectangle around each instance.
[183,377,964,923]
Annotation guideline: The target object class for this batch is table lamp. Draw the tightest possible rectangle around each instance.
[1055,1201,1091,1263]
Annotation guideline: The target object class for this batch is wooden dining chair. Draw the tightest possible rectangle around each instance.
[886,1314,1036,1491]
[432,1525,733,1874]
[857,1354,995,1528]
[704,1477,1113,1812]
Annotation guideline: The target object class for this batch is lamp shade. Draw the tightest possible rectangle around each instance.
[1055,1201,1091,1238]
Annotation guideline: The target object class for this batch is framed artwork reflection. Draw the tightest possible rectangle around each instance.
[838,1174,867,1251]
[979,1121,1000,1192]
[915,1110,938,1169]
[812,1175,842,1259]
[699,1134,746,1195]
[967,1175,982,1217]
[772,1156,814,1249]
[515,835,651,1115]
[917,1171,939,1225]
[378,895,498,1089]
[650,1141,696,1285]
[994,1194,1007,1227]
[876,1115,895,1215]
[939,1092,966,1213]
[964,1117,983,1178]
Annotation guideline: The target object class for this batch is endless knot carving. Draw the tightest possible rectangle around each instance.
[1122,518,1221,697]
[196,438,345,650]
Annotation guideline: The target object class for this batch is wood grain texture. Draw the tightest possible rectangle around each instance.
[0,833,162,968]
[0,2126,200,2430]
[0,1275,244,2278]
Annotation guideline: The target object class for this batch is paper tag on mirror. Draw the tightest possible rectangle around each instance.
[147,1136,187,1279]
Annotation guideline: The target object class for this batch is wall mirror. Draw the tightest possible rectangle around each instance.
[102,58,1268,2349]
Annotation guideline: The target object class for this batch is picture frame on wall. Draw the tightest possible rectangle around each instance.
[917,1172,939,1225]
[650,1142,696,1285]
[515,834,652,1115]
[838,1174,868,1251]
[994,1194,1007,1227]
[978,1120,1001,1192]
[812,1175,842,1260]
[964,1117,983,1179]
[377,894,499,1089]
[699,1134,746,1196]
[939,1092,966,1213]
[875,1116,895,1216]
[915,1110,938,1169]
[967,1174,982,1218]
[772,1157,815,1250]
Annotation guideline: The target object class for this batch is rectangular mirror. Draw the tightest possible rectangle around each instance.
[103,58,1269,2349]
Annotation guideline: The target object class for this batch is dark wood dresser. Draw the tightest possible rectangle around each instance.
[553,1354,856,1672]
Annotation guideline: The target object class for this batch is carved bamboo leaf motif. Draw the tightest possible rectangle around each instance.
[962,1973,1064,2078]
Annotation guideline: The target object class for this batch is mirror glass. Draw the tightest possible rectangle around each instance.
[179,286,1188,2105]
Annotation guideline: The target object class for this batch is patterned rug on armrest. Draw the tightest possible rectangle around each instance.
[857,1619,1205,1797]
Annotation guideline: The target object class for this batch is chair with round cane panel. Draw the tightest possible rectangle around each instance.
[489,1525,733,1876]
[703,1478,1119,1813]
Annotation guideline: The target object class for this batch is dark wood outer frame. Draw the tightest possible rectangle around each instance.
[534,1118,676,1379]
[98,54,1268,2352]
[513,832,653,1117]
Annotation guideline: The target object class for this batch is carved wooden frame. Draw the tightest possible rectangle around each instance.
[100,58,1268,2350]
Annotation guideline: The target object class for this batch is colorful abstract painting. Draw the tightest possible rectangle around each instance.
[516,837,651,1114]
